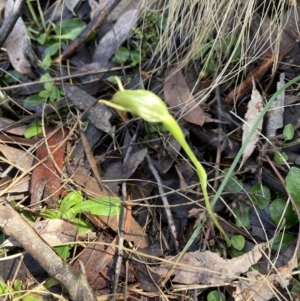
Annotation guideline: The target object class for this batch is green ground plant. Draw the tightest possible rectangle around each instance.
[100,76,231,246]
[41,191,122,259]
[274,123,300,164]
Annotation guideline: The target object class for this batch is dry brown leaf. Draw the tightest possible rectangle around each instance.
[92,8,139,63]
[0,117,26,135]
[100,214,149,249]
[30,127,68,208]
[1,219,77,248]
[65,0,82,15]
[239,79,263,170]
[153,243,265,285]
[265,73,285,138]
[164,68,207,126]
[232,254,296,301]
[3,0,35,77]
[0,144,34,172]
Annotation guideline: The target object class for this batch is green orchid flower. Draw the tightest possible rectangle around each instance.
[99,77,231,247]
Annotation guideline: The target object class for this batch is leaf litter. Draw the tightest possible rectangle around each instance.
[0,1,300,300]
[239,79,264,170]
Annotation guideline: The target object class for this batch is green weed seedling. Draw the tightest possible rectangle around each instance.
[99,77,231,246]
[274,123,300,164]
[41,191,122,258]
[111,46,141,67]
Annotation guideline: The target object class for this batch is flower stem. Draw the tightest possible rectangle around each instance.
[164,115,231,247]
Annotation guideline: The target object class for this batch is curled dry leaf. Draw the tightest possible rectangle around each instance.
[153,243,265,285]
[239,79,263,170]
[0,117,27,136]
[164,68,207,126]
[265,73,285,138]
[232,254,296,301]
[3,0,36,77]
[0,144,34,172]
[30,127,68,208]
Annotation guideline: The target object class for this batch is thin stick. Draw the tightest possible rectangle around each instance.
[145,154,179,251]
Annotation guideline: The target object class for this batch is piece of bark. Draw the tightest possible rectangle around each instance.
[30,127,68,208]
[0,205,97,301]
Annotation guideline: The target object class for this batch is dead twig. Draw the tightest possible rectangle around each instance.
[80,130,104,191]
[145,154,179,251]
[111,121,142,300]
[0,206,97,301]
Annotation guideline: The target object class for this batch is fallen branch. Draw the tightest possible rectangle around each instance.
[0,205,97,301]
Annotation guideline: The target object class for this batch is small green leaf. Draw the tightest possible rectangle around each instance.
[49,85,62,102]
[72,197,122,216]
[45,42,60,56]
[106,75,118,84]
[0,281,8,294]
[233,202,251,229]
[13,279,22,291]
[286,167,300,211]
[24,94,45,108]
[274,151,288,164]
[292,282,300,293]
[270,198,298,228]
[55,245,73,260]
[40,209,60,219]
[24,121,43,138]
[55,27,84,40]
[44,82,52,93]
[37,32,47,45]
[283,124,294,141]
[207,290,226,301]
[41,72,51,81]
[221,169,243,193]
[38,90,49,98]
[73,217,93,235]
[271,232,295,252]
[231,235,245,250]
[250,184,270,209]
[58,18,86,33]
[42,53,52,69]
[44,278,59,289]
[23,294,44,301]
[112,47,130,63]
[3,70,22,84]
[130,50,140,66]
[59,191,82,215]
[194,42,213,60]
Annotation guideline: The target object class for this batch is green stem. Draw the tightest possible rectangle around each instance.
[164,115,231,246]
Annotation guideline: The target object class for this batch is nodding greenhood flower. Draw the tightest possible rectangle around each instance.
[112,89,171,123]
[99,77,231,247]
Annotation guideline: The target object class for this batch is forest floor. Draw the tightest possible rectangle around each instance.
[0,1,300,301]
